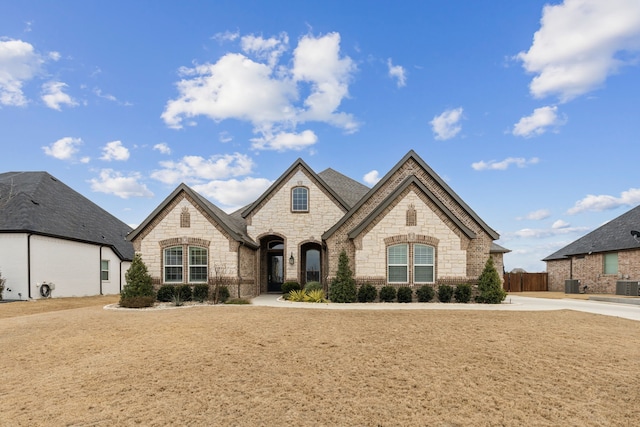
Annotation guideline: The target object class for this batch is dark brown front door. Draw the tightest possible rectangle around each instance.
[267,252,283,292]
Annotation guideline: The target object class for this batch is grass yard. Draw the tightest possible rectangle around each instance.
[1,295,639,426]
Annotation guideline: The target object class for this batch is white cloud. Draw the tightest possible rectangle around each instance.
[153,143,171,155]
[48,51,61,61]
[0,39,44,106]
[192,177,273,212]
[552,219,570,229]
[517,0,640,101]
[363,170,381,186]
[387,58,407,87]
[162,32,359,150]
[41,81,77,110]
[219,131,232,143]
[42,136,82,160]
[513,105,565,137]
[518,209,551,221]
[472,157,539,171]
[512,224,589,239]
[212,31,239,43]
[151,152,255,185]
[89,169,153,199]
[100,140,130,161]
[250,130,317,151]
[430,107,463,140]
[567,188,640,214]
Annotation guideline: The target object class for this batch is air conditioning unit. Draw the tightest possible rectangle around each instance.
[565,279,580,294]
[616,281,640,296]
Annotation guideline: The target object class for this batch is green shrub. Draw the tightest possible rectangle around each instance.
[282,281,301,294]
[193,284,209,302]
[177,284,192,301]
[397,286,413,303]
[172,291,184,307]
[120,254,155,308]
[225,298,251,305]
[214,285,230,303]
[357,283,377,303]
[379,285,397,302]
[454,283,472,303]
[156,285,175,302]
[437,284,454,303]
[476,257,507,304]
[329,250,357,303]
[304,281,323,292]
[416,285,435,302]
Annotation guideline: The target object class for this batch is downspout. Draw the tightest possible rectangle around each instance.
[237,241,243,298]
[99,246,103,295]
[27,233,32,299]
[119,260,123,293]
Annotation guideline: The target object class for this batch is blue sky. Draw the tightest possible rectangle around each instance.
[2,0,640,272]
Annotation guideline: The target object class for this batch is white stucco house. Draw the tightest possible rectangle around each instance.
[128,150,507,297]
[0,172,134,300]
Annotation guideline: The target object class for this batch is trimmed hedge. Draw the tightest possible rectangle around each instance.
[379,285,397,302]
[397,286,413,303]
[454,283,472,303]
[416,285,435,302]
[357,283,378,303]
[437,284,454,303]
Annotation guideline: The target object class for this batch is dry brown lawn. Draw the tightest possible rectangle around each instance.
[1,295,639,426]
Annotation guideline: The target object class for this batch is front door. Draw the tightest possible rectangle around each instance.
[267,253,284,292]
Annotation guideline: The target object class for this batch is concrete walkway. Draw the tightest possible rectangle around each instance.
[250,293,640,322]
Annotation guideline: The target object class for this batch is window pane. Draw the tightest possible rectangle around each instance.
[415,266,434,283]
[190,266,208,282]
[189,247,207,265]
[165,247,183,283]
[414,245,433,264]
[389,266,408,282]
[165,247,182,265]
[165,266,183,282]
[388,244,408,264]
[292,187,308,211]
[604,253,618,274]
[189,247,207,283]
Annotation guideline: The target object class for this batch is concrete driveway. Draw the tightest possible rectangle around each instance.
[251,294,640,322]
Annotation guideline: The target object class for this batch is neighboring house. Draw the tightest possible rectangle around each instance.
[543,204,640,294]
[0,172,134,300]
[128,150,507,297]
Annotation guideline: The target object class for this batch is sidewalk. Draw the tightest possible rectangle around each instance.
[250,293,640,321]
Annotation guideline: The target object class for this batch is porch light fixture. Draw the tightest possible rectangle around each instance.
[289,252,295,265]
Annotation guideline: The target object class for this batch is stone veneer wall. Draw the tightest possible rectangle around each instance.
[547,249,640,294]
[326,158,495,284]
[132,194,241,286]
[246,168,346,284]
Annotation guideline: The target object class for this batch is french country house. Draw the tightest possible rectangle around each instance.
[544,204,640,294]
[0,172,134,300]
[128,150,508,297]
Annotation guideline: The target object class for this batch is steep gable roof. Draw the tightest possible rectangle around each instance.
[241,158,351,218]
[323,150,499,240]
[127,183,258,248]
[543,204,640,261]
[0,171,134,260]
[317,168,369,208]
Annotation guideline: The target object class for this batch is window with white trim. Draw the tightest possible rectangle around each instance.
[189,246,208,282]
[414,244,435,283]
[292,187,309,212]
[603,252,618,275]
[164,246,183,282]
[101,260,109,281]
[388,244,408,283]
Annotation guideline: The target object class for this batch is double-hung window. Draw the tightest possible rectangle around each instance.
[189,247,208,282]
[414,244,434,283]
[101,260,109,281]
[164,246,183,282]
[292,187,309,212]
[388,244,409,283]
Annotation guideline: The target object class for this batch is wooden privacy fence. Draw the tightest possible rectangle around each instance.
[503,272,548,292]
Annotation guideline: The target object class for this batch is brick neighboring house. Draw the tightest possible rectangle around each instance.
[0,172,134,300]
[543,204,640,294]
[128,150,507,297]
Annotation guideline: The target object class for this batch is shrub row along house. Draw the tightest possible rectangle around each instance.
[0,172,133,300]
[128,150,509,298]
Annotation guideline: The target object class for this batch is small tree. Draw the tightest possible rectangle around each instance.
[476,257,507,304]
[120,254,155,308]
[329,250,356,303]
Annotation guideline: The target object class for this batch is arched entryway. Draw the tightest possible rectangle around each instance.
[260,235,285,293]
[300,242,322,286]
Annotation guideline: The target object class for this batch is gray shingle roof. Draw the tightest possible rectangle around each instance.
[543,204,640,261]
[317,168,369,208]
[0,172,134,260]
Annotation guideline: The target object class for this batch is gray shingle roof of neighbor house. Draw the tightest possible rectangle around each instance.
[543,204,640,261]
[0,171,134,261]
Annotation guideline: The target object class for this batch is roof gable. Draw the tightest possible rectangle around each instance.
[543,204,640,261]
[323,150,499,240]
[127,183,257,248]
[241,158,350,219]
[0,171,134,260]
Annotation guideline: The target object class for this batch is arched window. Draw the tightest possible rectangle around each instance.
[189,247,208,282]
[291,187,309,212]
[164,246,183,282]
[388,244,408,283]
[414,244,434,283]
